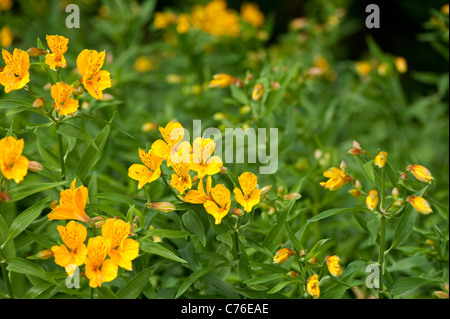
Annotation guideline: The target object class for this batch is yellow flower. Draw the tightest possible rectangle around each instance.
[84,236,118,288]
[183,176,211,204]
[240,2,264,28]
[170,163,192,195]
[0,25,13,47]
[0,136,29,184]
[45,35,68,69]
[176,14,190,34]
[306,274,320,299]
[407,196,433,215]
[134,56,154,73]
[204,183,231,225]
[47,179,91,223]
[406,165,434,184]
[0,48,30,93]
[190,137,223,179]
[233,172,261,212]
[355,60,372,76]
[209,73,241,88]
[325,255,343,277]
[101,218,139,271]
[76,49,111,100]
[273,248,295,264]
[51,221,88,274]
[190,0,240,37]
[128,149,163,189]
[50,82,79,116]
[151,122,185,164]
[252,83,264,101]
[154,12,177,29]
[395,56,407,73]
[374,151,387,168]
[0,0,12,11]
[366,190,379,211]
[320,167,352,191]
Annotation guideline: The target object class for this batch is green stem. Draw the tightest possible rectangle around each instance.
[378,216,386,299]
[57,130,66,181]
[0,249,14,299]
[381,168,386,211]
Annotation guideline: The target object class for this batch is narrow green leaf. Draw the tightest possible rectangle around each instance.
[56,122,97,150]
[0,215,15,259]
[391,277,440,296]
[96,286,119,299]
[367,215,380,245]
[267,280,296,294]
[6,257,57,284]
[4,197,50,245]
[243,273,286,286]
[182,211,206,246]
[146,229,191,239]
[305,238,330,260]
[307,207,368,223]
[141,240,187,264]
[8,181,67,203]
[116,268,152,299]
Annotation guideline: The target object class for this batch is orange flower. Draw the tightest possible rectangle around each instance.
[183,176,212,204]
[320,167,352,191]
[209,73,242,88]
[306,274,320,298]
[47,179,91,223]
[406,165,434,184]
[374,151,387,168]
[273,248,295,264]
[0,48,30,93]
[366,190,379,211]
[45,35,68,69]
[407,196,433,215]
[190,137,223,179]
[51,221,87,274]
[325,255,343,277]
[101,218,139,271]
[51,82,79,116]
[252,83,264,101]
[0,136,29,184]
[170,162,192,195]
[204,183,231,225]
[128,149,163,189]
[240,2,265,28]
[151,122,185,165]
[233,172,261,212]
[84,236,118,288]
[76,49,111,100]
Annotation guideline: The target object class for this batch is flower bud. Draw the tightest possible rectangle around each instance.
[325,255,343,277]
[239,105,251,114]
[349,189,361,197]
[233,208,244,217]
[306,274,320,299]
[28,161,43,172]
[270,81,281,90]
[348,140,366,156]
[147,202,176,213]
[444,283,449,293]
[166,74,183,84]
[260,185,272,195]
[395,56,407,74]
[220,166,227,174]
[366,190,379,211]
[392,187,399,198]
[426,239,434,246]
[91,216,106,228]
[284,193,301,200]
[374,151,387,168]
[252,83,264,101]
[142,122,158,133]
[407,196,433,215]
[209,73,240,88]
[287,271,299,278]
[26,47,48,57]
[308,257,319,264]
[400,172,408,180]
[0,191,11,202]
[277,186,284,194]
[37,249,54,260]
[406,164,434,184]
[340,160,347,172]
[299,249,307,257]
[273,248,295,264]
[433,291,449,299]
[32,97,45,109]
[73,85,84,96]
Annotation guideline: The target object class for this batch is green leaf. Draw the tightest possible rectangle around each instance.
[304,238,330,260]
[97,286,119,299]
[141,240,187,264]
[182,211,206,246]
[367,215,380,245]
[243,273,286,286]
[8,181,67,203]
[56,122,97,150]
[146,229,191,239]
[36,134,60,169]
[76,124,111,181]
[267,280,296,294]
[2,197,50,246]
[264,63,299,116]
[0,215,15,260]
[116,268,152,299]
[6,257,57,284]
[307,207,368,223]
[93,192,136,206]
[390,277,440,296]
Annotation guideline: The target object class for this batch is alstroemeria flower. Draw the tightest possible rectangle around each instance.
[325,255,343,277]
[183,176,212,204]
[252,83,264,101]
[128,149,163,189]
[45,35,68,69]
[407,196,433,215]
[84,236,118,288]
[47,179,91,223]
[374,151,388,168]
[51,221,87,274]
[51,82,79,116]
[191,137,223,179]
[366,190,379,211]
[170,162,192,195]
[320,167,352,191]
[240,2,265,28]
[306,274,320,299]
[151,122,185,165]
[273,248,295,264]
[204,183,231,225]
[76,49,111,100]
[0,48,30,93]
[208,73,242,88]
[0,136,29,184]
[406,165,434,184]
[101,218,139,271]
[233,172,261,212]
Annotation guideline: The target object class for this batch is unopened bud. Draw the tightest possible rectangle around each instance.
[392,187,399,198]
[426,239,434,246]
[268,207,276,215]
[142,122,158,133]
[270,81,281,90]
[444,283,449,293]
[393,199,403,207]
[91,216,106,228]
[308,257,319,264]
[277,186,284,194]
[252,83,264,101]
[354,180,362,189]
[73,85,84,95]
[287,270,299,278]
[220,166,227,174]
[260,185,272,195]
[0,191,11,202]
[348,147,366,156]
[299,249,307,257]
[37,249,54,260]
[245,73,253,82]
[233,208,244,217]
[273,248,295,264]
[433,291,449,299]
[147,202,176,213]
[239,105,251,114]
[400,172,408,180]
[349,189,361,197]
[32,98,45,109]
[27,47,48,57]
[340,160,347,172]
[213,112,227,121]
[28,161,43,172]
[284,193,301,200]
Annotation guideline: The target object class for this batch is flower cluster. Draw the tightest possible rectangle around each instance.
[128,121,262,225]
[153,0,265,37]
[47,180,139,288]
